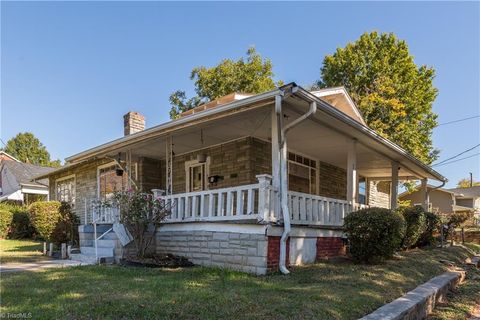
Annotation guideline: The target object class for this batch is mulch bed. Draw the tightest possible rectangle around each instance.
[120,254,194,268]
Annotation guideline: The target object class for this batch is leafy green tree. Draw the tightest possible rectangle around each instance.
[317,32,439,164]
[457,178,480,188]
[2,132,61,167]
[169,47,282,119]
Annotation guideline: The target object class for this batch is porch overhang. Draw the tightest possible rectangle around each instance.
[38,83,445,183]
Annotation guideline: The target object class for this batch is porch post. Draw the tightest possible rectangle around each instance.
[421,178,429,210]
[390,161,399,210]
[271,97,282,218]
[165,135,173,195]
[346,139,357,206]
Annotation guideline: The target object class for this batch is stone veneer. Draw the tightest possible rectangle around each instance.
[156,230,269,275]
[48,158,112,224]
[367,180,391,208]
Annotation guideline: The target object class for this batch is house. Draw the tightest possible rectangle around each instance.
[35,83,446,274]
[448,186,480,214]
[0,152,55,204]
[399,184,474,215]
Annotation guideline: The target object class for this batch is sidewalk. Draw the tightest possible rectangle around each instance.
[1,259,85,273]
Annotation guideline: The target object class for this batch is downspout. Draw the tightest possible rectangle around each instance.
[277,95,317,274]
[426,179,447,210]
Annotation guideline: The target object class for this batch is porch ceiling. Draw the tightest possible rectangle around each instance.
[113,101,418,180]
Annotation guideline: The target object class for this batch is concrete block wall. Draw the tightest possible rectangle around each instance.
[156,230,269,275]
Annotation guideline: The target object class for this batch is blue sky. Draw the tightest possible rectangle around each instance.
[1,1,479,188]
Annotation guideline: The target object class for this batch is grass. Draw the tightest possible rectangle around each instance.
[0,243,476,320]
[0,239,48,264]
[429,243,480,320]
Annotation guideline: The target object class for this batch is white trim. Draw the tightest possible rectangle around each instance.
[267,225,344,238]
[65,90,281,163]
[158,222,267,234]
[185,158,211,192]
[54,174,76,202]
[96,161,120,199]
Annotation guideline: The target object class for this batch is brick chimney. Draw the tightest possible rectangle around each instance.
[123,111,145,136]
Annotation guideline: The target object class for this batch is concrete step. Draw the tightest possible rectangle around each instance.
[69,253,97,265]
[69,253,115,265]
[79,224,113,234]
[80,246,114,257]
[97,239,116,248]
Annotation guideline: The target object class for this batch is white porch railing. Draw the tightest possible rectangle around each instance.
[162,174,275,223]
[82,174,368,227]
[83,198,120,225]
[286,191,368,226]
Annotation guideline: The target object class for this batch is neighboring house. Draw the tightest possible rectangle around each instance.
[0,152,55,204]
[448,186,480,214]
[35,83,445,274]
[399,184,474,215]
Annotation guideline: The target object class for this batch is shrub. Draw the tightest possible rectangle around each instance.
[399,206,427,248]
[50,202,80,245]
[442,212,472,242]
[344,207,406,263]
[417,211,441,247]
[99,190,171,258]
[28,201,61,241]
[10,210,36,239]
[0,210,13,238]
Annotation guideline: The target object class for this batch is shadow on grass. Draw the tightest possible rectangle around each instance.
[0,246,474,320]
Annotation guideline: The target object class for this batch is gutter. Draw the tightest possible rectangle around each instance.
[291,87,446,182]
[66,89,282,163]
[276,90,317,275]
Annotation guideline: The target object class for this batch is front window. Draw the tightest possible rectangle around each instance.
[98,164,127,200]
[56,175,76,207]
[288,152,317,194]
[358,177,366,204]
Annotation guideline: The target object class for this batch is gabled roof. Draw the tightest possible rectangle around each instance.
[448,186,480,198]
[310,87,367,126]
[37,83,446,183]
[1,161,55,187]
[0,151,21,162]
[399,184,456,198]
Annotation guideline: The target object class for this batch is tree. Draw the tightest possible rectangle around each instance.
[457,178,480,188]
[2,132,61,167]
[169,47,282,118]
[317,32,439,164]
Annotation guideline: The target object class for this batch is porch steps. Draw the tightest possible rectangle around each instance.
[72,226,117,264]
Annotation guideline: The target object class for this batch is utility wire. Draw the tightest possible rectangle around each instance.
[432,144,480,166]
[436,115,480,127]
[433,153,480,167]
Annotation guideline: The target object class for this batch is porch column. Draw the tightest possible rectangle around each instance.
[390,161,399,210]
[346,139,357,205]
[271,103,281,192]
[421,178,429,210]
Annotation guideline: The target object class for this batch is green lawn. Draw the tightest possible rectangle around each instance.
[0,241,477,320]
[0,239,48,264]
[429,243,480,320]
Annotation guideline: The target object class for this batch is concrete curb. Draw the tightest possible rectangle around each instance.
[360,270,465,320]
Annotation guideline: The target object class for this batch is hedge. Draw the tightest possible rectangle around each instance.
[28,201,62,241]
[400,206,427,248]
[50,202,79,245]
[0,210,14,238]
[344,207,406,263]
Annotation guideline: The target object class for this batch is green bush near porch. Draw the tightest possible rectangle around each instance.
[0,240,475,320]
[344,207,406,263]
[28,201,61,241]
[399,205,427,248]
[0,209,14,238]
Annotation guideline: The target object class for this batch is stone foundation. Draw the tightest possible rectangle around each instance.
[156,229,268,275]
